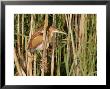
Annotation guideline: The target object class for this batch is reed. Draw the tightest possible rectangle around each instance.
[14,14,97,76]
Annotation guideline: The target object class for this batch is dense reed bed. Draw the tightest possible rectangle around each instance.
[14,14,97,76]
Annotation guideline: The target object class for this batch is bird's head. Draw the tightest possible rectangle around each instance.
[49,26,67,37]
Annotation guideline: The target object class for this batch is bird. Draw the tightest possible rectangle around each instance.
[27,26,66,53]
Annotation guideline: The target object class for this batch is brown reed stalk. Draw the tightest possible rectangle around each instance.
[79,14,87,75]
[51,14,56,76]
[27,14,34,76]
[14,48,22,76]
[33,52,37,76]
[78,14,85,58]
[33,15,37,76]
[20,14,27,73]
[17,14,20,56]
[65,14,77,75]
[41,14,48,76]
[65,14,70,76]
[74,14,79,51]
[17,14,26,75]
[22,14,24,56]
[79,14,85,45]
[69,14,77,60]
[14,48,26,76]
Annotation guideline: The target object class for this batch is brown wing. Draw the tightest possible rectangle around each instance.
[31,26,44,40]
[28,33,43,49]
[31,35,43,49]
[31,31,43,40]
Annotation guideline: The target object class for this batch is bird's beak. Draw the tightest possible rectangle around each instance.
[53,30,67,35]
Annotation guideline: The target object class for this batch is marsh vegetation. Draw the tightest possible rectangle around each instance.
[14,14,97,76]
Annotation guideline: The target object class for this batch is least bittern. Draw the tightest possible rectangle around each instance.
[27,26,66,53]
